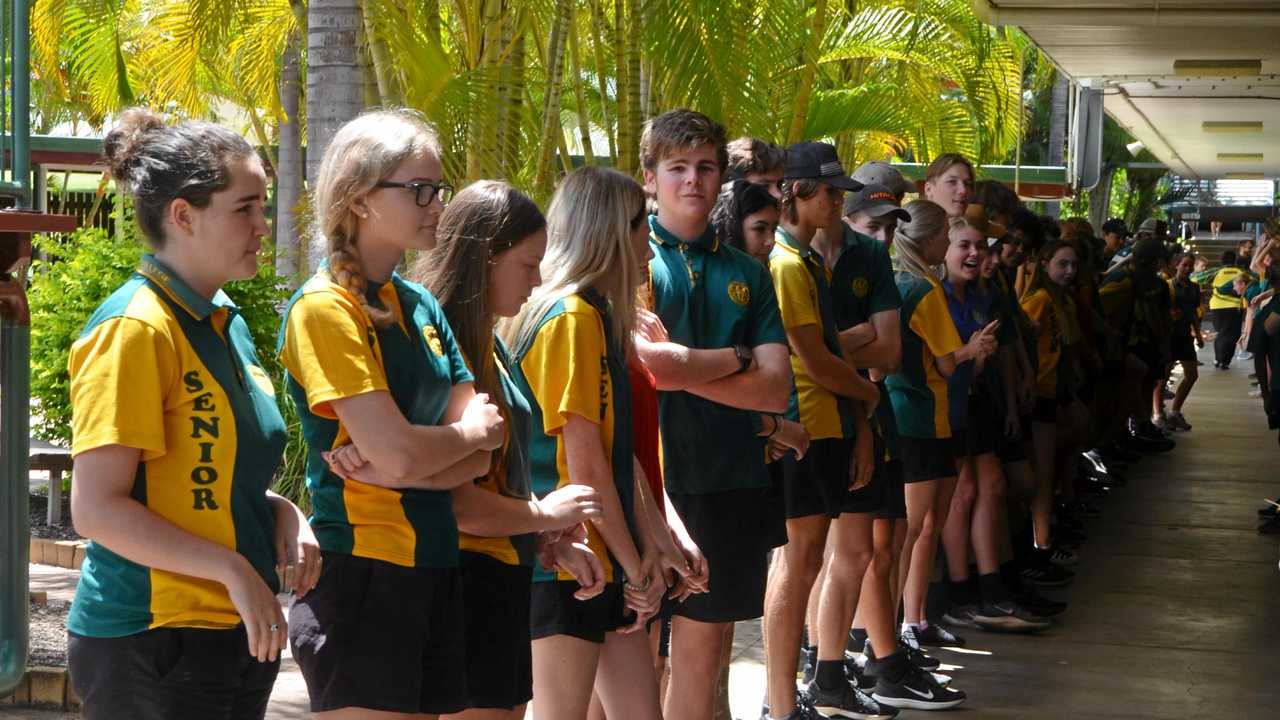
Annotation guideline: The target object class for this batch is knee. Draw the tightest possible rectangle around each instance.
[951,481,977,511]
[869,544,894,578]
[787,537,827,581]
[919,513,942,539]
[979,475,1006,504]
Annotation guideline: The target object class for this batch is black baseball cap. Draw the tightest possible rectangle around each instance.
[783,142,864,191]
[1101,218,1129,237]
[843,184,911,221]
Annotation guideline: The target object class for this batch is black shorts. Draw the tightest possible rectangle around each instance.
[950,428,969,459]
[289,551,467,715]
[898,436,958,484]
[997,413,1033,464]
[667,486,777,623]
[782,437,852,519]
[1033,396,1058,424]
[965,394,1003,457]
[459,552,533,710]
[529,580,628,643]
[874,459,907,520]
[69,625,279,720]
[1171,333,1197,362]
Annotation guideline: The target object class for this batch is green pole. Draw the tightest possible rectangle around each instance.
[10,0,26,207]
[0,0,33,697]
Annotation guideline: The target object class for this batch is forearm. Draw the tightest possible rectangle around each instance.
[632,465,671,554]
[837,323,876,358]
[847,334,900,371]
[74,495,249,587]
[801,350,879,404]
[686,366,790,413]
[583,470,643,580]
[636,340,739,391]
[453,482,551,536]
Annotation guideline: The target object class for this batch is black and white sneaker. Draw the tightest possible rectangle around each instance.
[917,622,965,647]
[1021,556,1075,588]
[760,691,825,720]
[973,601,1051,632]
[805,680,899,719]
[873,666,966,711]
[940,604,980,631]
[896,628,941,671]
[1048,545,1079,567]
[801,645,817,686]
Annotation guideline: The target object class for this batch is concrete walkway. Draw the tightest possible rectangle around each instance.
[18,347,1280,718]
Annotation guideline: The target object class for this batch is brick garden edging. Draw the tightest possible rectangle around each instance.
[30,537,87,570]
[0,666,79,711]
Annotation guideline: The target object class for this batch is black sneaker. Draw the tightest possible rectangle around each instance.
[940,603,980,630]
[1013,585,1068,617]
[801,644,817,686]
[847,628,869,653]
[896,628,941,671]
[973,601,1051,632]
[1258,514,1280,535]
[1048,544,1078,567]
[917,622,966,647]
[805,680,899,719]
[760,691,825,720]
[873,666,966,711]
[1020,558,1075,588]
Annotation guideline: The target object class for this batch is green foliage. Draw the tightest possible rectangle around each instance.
[27,211,309,508]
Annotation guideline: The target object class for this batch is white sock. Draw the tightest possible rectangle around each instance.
[919,620,930,631]
[902,622,921,633]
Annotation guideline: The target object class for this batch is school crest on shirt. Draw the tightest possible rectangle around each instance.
[422,325,445,357]
[727,281,750,306]
[246,365,275,397]
[851,276,870,298]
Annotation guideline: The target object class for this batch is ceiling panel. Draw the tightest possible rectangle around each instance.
[981,0,1280,179]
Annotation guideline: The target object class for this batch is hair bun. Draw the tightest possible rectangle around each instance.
[102,107,167,184]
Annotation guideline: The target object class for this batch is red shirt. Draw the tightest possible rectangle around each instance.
[629,357,664,515]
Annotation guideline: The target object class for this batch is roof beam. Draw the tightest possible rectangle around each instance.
[973,1,1280,28]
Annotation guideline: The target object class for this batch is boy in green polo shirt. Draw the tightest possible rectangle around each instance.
[636,110,793,720]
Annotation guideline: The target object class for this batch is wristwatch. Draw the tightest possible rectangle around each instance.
[733,344,753,374]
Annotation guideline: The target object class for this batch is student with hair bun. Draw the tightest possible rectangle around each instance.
[66,107,316,719]
[279,108,507,718]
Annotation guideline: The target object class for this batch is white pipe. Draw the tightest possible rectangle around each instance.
[973,1,1280,28]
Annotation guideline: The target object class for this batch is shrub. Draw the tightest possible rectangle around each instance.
[28,207,308,508]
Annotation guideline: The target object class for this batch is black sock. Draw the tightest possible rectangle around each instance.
[816,658,845,691]
[874,650,912,684]
[948,577,974,606]
[847,627,868,652]
[979,572,1010,604]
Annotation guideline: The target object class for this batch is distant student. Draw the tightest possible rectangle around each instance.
[726,136,787,198]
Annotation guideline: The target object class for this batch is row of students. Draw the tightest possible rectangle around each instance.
[69,103,1169,720]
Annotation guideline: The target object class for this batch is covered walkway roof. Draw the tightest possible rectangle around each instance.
[975,1,1280,181]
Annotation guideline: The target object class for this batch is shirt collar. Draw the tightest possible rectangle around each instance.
[774,225,824,264]
[649,215,718,252]
[136,254,234,321]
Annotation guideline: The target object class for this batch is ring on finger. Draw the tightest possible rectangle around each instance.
[270,623,280,632]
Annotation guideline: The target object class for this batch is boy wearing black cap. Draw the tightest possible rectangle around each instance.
[637,109,795,720]
[763,142,896,719]
[843,184,913,246]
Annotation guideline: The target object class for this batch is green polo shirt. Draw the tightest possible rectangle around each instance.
[68,255,287,637]
[829,226,903,459]
[648,215,788,495]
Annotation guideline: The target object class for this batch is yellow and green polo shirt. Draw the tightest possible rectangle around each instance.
[829,225,903,459]
[67,254,287,637]
[457,336,536,567]
[647,216,788,495]
[884,272,963,439]
[768,226,854,441]
[1209,266,1246,310]
[1020,287,1064,399]
[278,271,473,569]
[510,290,634,583]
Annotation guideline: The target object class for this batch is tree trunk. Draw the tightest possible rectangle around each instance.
[307,0,365,269]
[276,0,305,283]
[469,0,506,181]
[362,0,401,106]
[786,0,829,145]
[534,0,572,193]
[567,6,594,164]
[589,0,617,164]
[624,0,642,165]
[613,0,633,175]
[1046,73,1069,219]
[502,32,526,180]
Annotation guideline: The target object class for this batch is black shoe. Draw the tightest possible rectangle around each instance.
[897,628,941,671]
[1014,585,1068,617]
[761,691,825,720]
[847,628,869,653]
[1258,514,1280,535]
[940,603,980,631]
[1020,557,1075,588]
[805,680,899,719]
[872,666,966,711]
[973,600,1051,632]
[1258,504,1278,517]
[1098,444,1140,464]
[1047,544,1079,567]
[801,644,817,686]
[916,622,965,647]
[1052,524,1087,547]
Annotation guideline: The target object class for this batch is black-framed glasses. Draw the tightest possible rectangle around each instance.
[374,180,453,207]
